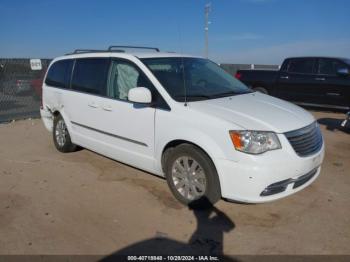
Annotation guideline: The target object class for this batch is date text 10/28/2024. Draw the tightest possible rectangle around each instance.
[127,255,220,261]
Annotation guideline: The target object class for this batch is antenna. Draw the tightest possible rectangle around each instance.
[181,56,187,107]
[204,3,211,58]
[177,24,188,106]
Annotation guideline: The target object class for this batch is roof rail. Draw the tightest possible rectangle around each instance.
[65,49,125,55]
[108,46,160,52]
[65,46,160,56]
[73,49,104,54]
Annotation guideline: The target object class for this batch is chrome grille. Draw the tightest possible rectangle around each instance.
[284,122,323,157]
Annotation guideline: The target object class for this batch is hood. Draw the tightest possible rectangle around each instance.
[188,92,315,133]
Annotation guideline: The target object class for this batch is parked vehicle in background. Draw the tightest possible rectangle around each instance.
[2,74,32,95]
[236,57,350,110]
[41,46,324,206]
[31,68,47,100]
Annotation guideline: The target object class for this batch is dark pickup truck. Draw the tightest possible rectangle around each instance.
[235,57,350,110]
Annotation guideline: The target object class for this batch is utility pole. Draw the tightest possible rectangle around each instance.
[204,3,211,58]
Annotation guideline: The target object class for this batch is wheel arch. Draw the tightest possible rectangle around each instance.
[251,85,269,94]
[162,140,202,171]
[160,139,221,178]
[50,109,75,141]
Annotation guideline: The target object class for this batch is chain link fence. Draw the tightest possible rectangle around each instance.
[0,59,278,123]
[220,63,279,75]
[0,59,51,123]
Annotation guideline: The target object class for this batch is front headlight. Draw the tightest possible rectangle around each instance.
[229,130,281,154]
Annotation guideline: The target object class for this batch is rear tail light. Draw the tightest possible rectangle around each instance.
[235,72,242,80]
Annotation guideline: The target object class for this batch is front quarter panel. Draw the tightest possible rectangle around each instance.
[154,105,239,176]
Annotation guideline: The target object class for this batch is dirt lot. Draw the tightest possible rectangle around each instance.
[0,110,349,256]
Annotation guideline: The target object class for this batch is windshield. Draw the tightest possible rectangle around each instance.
[343,59,350,66]
[141,57,251,102]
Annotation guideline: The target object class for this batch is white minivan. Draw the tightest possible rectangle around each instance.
[41,46,324,206]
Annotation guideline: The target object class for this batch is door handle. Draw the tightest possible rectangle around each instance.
[88,102,98,108]
[327,92,340,96]
[280,76,289,79]
[315,77,325,81]
[102,105,113,111]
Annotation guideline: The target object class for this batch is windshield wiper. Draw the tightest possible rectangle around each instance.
[209,91,237,98]
[176,94,212,100]
[209,90,252,99]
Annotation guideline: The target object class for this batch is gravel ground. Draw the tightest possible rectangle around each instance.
[0,110,349,257]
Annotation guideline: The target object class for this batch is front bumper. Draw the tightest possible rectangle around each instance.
[215,135,325,203]
[341,111,350,128]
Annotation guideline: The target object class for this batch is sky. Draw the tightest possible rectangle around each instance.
[0,0,349,65]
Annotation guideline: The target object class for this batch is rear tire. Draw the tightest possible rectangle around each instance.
[164,144,221,208]
[53,114,77,153]
[253,87,268,94]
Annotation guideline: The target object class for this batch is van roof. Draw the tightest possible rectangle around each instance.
[128,52,199,59]
[58,51,200,62]
[61,46,201,60]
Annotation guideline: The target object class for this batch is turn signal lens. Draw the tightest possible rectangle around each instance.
[229,131,243,150]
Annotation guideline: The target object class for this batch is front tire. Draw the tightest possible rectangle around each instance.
[164,144,221,207]
[53,114,77,153]
[253,87,268,94]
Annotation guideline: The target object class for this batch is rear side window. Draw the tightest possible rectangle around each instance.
[45,59,73,88]
[71,58,110,95]
[318,59,345,75]
[288,59,315,74]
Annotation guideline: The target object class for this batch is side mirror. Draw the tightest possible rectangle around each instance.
[128,87,152,104]
[337,68,349,76]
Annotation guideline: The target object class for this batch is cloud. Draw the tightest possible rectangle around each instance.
[213,39,350,64]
